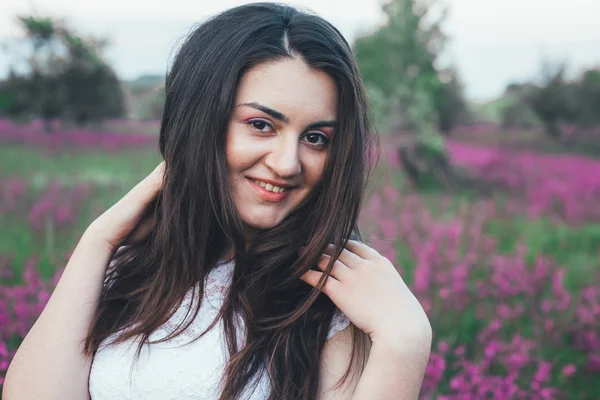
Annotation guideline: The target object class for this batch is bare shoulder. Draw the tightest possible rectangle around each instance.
[318,325,369,400]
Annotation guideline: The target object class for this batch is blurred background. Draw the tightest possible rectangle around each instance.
[1,0,599,398]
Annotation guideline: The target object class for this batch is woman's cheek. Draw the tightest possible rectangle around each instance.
[303,151,327,182]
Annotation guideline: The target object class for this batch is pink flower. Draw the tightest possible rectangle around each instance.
[561,364,576,377]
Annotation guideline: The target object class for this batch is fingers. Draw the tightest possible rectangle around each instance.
[298,239,381,293]
[316,254,351,281]
[95,161,165,249]
[148,160,166,189]
[344,239,380,260]
[116,161,165,211]
[142,161,166,202]
[322,243,364,266]
[299,269,341,296]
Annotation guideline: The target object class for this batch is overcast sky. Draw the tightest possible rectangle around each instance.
[1,0,599,100]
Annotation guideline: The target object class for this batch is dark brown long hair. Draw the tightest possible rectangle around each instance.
[83,3,380,398]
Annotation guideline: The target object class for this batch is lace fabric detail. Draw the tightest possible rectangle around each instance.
[89,258,351,399]
[328,304,351,340]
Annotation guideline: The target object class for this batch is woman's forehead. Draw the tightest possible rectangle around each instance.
[235,58,338,122]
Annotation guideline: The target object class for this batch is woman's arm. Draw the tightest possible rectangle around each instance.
[319,326,431,400]
[350,332,431,399]
[3,161,165,400]
[300,239,433,399]
[2,229,113,400]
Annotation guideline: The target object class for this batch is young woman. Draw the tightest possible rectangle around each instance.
[3,3,432,399]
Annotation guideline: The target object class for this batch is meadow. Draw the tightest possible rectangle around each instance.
[1,119,599,399]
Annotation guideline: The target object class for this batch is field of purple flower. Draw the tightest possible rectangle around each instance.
[1,120,599,398]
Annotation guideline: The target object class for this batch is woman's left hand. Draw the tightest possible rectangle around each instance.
[299,239,432,350]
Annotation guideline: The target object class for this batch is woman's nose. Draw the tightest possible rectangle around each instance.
[264,134,301,178]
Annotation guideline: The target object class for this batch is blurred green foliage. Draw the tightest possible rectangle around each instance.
[500,62,600,147]
[353,0,468,135]
[353,0,469,190]
[0,15,125,130]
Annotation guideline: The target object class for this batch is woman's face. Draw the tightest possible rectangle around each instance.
[225,57,338,233]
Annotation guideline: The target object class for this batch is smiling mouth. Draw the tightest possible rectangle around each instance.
[247,178,294,202]
[249,178,292,193]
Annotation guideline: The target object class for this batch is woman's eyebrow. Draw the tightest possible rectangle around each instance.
[237,102,336,130]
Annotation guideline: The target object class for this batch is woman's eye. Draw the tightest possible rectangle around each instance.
[247,119,273,132]
[302,132,330,147]
[246,121,329,147]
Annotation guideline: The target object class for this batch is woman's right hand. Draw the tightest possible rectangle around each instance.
[86,161,166,252]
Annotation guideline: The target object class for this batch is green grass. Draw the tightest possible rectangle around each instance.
[1,144,162,283]
[485,216,600,291]
[0,145,161,184]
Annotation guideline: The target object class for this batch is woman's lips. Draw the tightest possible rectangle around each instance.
[247,178,291,202]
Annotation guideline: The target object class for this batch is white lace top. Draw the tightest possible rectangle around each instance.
[88,258,351,399]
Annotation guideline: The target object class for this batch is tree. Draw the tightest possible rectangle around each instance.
[353,0,466,134]
[524,61,585,144]
[10,16,67,130]
[498,83,540,130]
[577,68,600,130]
[0,69,35,118]
[353,0,467,188]
[433,67,469,133]
[1,14,125,131]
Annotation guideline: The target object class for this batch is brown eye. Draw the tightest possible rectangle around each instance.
[247,119,273,132]
[302,132,329,147]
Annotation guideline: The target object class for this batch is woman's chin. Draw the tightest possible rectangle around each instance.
[246,221,279,230]
[242,217,283,232]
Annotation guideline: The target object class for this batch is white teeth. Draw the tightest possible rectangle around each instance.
[252,179,288,193]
